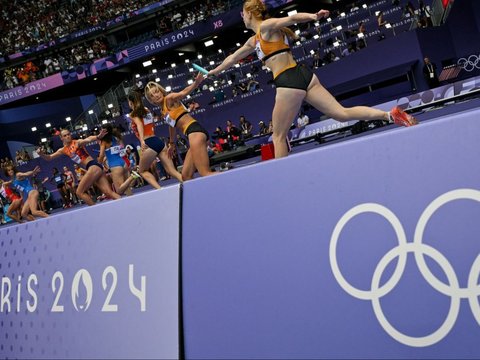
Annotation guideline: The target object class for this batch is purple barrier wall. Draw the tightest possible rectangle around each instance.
[0,186,181,359]
[182,108,480,358]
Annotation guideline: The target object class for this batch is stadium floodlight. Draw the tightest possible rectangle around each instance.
[45,123,51,128]
[287,10,297,16]
[31,127,37,132]
[65,117,71,122]
[204,40,214,47]
[165,86,171,92]
[41,138,47,143]
[107,104,113,109]
[88,110,94,115]
[143,60,153,67]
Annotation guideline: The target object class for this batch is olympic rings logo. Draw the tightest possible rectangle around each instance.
[329,189,480,347]
[457,55,480,72]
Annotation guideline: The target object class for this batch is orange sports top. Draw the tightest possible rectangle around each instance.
[162,99,195,134]
[254,32,291,63]
[130,111,155,140]
[62,140,91,164]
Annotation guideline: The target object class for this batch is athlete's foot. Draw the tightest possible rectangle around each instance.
[388,106,418,127]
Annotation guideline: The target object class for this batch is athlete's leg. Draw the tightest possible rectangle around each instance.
[28,191,48,218]
[138,148,162,189]
[305,75,389,122]
[158,147,183,182]
[272,88,306,158]
[188,132,216,177]
[76,167,103,205]
[94,173,121,200]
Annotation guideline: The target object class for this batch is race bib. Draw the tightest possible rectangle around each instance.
[164,114,176,128]
[70,154,81,164]
[110,145,122,155]
[144,113,154,125]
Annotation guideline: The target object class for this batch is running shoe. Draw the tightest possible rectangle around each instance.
[389,106,418,127]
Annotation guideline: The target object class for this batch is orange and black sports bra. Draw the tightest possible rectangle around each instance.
[254,31,290,62]
[130,111,155,139]
[162,99,195,134]
[62,140,91,164]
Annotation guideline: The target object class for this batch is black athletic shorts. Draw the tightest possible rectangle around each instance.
[185,121,209,140]
[145,136,166,154]
[86,160,103,171]
[273,64,314,91]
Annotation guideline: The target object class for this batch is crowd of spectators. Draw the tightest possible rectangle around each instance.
[0,0,157,58]
[1,38,109,90]
[0,0,233,91]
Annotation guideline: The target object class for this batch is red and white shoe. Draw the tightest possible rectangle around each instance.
[389,106,418,127]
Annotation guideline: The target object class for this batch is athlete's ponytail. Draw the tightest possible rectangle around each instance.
[127,87,148,119]
[243,0,297,40]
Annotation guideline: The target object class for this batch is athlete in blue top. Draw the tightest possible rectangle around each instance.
[5,165,48,220]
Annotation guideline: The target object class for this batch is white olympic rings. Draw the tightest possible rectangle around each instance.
[457,55,480,72]
[329,189,480,347]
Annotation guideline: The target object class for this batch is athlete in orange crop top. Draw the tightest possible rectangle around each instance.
[209,0,417,158]
[144,74,216,180]
[37,129,120,206]
[126,88,183,189]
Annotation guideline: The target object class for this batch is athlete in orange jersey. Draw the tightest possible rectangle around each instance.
[209,0,417,158]
[144,74,216,180]
[126,88,182,189]
[37,129,121,206]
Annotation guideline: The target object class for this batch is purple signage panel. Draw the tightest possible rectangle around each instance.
[182,109,480,358]
[0,74,65,106]
[0,186,180,359]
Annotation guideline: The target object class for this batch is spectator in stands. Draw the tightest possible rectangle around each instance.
[258,121,269,135]
[175,134,189,162]
[239,116,253,139]
[247,78,260,92]
[377,11,386,28]
[358,22,367,35]
[313,51,322,68]
[423,57,439,88]
[296,111,309,128]
[209,0,417,158]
